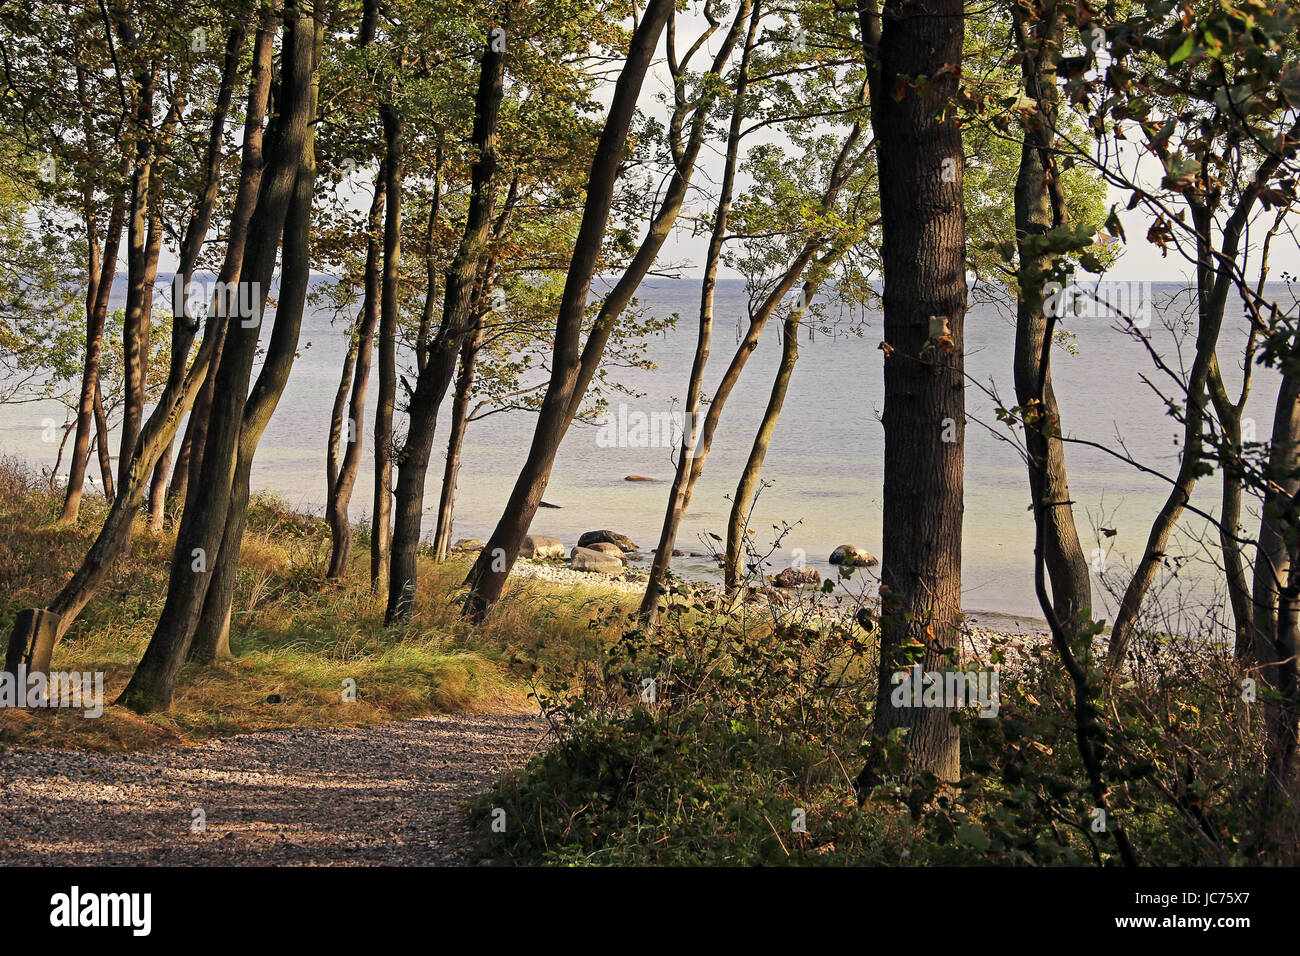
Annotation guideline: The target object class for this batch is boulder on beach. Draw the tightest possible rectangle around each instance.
[624,475,659,482]
[453,538,485,552]
[774,566,821,588]
[830,544,877,567]
[577,529,638,553]
[569,546,624,574]
[521,534,564,560]
[582,541,629,562]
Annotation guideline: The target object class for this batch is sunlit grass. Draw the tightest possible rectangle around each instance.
[0,457,629,752]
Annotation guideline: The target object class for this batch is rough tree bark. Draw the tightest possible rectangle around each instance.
[857,0,968,784]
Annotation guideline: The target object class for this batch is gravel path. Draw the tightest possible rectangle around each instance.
[0,712,548,866]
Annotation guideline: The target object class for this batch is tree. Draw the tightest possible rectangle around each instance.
[857,0,968,784]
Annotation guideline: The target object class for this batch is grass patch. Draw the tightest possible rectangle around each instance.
[0,458,629,752]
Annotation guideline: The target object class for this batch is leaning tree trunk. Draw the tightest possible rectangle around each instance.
[147,20,249,534]
[386,34,504,623]
[723,261,838,593]
[3,2,278,659]
[170,2,279,512]
[60,177,127,525]
[118,4,315,711]
[461,0,716,619]
[859,0,968,785]
[640,0,761,625]
[190,44,320,666]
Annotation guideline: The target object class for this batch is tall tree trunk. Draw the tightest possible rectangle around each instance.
[858,0,968,784]
[327,331,360,498]
[190,32,320,666]
[640,0,761,624]
[370,110,402,594]
[171,2,279,513]
[386,35,505,623]
[147,19,249,534]
[118,4,315,711]
[325,174,384,580]
[116,62,159,494]
[4,1,278,658]
[461,0,715,619]
[1011,2,1091,634]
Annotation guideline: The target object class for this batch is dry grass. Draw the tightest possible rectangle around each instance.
[0,457,632,752]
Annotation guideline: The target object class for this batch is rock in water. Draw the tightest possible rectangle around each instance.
[453,538,486,552]
[774,566,821,588]
[521,534,564,560]
[829,544,877,567]
[623,475,658,482]
[577,529,638,552]
[569,546,624,573]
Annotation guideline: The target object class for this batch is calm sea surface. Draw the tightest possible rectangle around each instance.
[0,277,1277,622]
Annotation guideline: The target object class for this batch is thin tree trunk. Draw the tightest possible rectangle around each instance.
[370,110,402,594]
[116,64,158,494]
[60,144,128,524]
[325,160,384,580]
[640,0,761,624]
[386,35,504,622]
[1106,122,1292,668]
[461,0,717,619]
[432,328,482,562]
[327,331,359,498]
[1011,2,1091,634]
[724,260,837,592]
[92,379,114,504]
